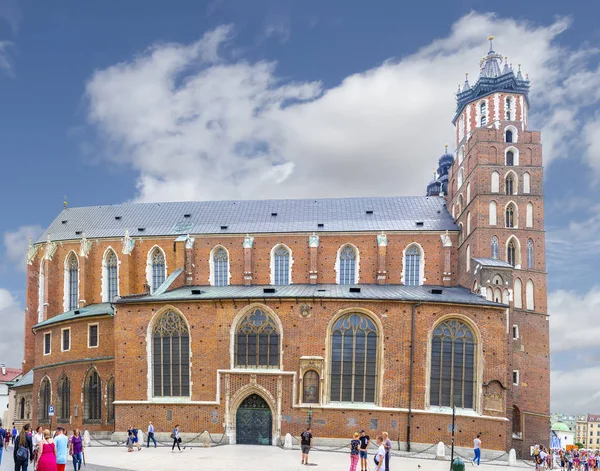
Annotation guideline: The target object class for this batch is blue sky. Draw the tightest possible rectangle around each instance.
[0,0,599,414]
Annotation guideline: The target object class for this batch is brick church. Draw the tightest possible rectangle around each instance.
[19,39,549,456]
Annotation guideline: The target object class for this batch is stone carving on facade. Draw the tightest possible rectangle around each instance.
[299,356,324,378]
[440,230,453,247]
[121,230,135,255]
[79,233,92,258]
[299,304,311,318]
[27,238,38,265]
[44,234,57,261]
[309,233,319,248]
[185,236,195,249]
[483,380,505,414]
[377,232,388,247]
[242,235,254,249]
[250,374,257,385]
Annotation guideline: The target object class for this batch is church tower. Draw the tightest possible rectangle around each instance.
[446,37,549,455]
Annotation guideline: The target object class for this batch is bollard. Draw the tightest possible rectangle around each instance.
[436,441,446,460]
[509,449,517,466]
[83,430,91,448]
[284,433,293,450]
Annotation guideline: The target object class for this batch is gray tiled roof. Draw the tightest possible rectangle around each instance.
[33,303,114,329]
[36,196,456,243]
[472,258,513,268]
[117,284,505,308]
[11,369,33,389]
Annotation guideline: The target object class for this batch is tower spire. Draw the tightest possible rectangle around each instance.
[488,35,495,53]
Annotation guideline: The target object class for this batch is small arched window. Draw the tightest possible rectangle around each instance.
[57,375,70,423]
[107,377,115,424]
[19,397,25,420]
[526,203,533,228]
[338,245,358,285]
[66,253,79,311]
[39,377,51,424]
[303,371,320,404]
[506,151,515,166]
[514,279,523,309]
[505,97,512,121]
[83,369,102,424]
[527,239,534,269]
[273,245,291,286]
[466,183,471,203]
[480,101,487,126]
[466,245,471,272]
[152,311,190,396]
[457,168,464,188]
[458,223,463,245]
[491,171,500,193]
[506,204,516,228]
[491,236,499,259]
[523,173,531,194]
[526,280,535,310]
[213,247,229,287]
[151,248,166,292]
[330,313,378,403]
[492,274,504,285]
[513,406,522,438]
[494,287,502,303]
[404,244,422,286]
[466,212,471,236]
[105,249,119,301]
[507,240,517,266]
[505,129,513,142]
[505,174,515,195]
[236,308,280,368]
[489,201,497,226]
[430,319,476,409]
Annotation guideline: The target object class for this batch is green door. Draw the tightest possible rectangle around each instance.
[236,394,272,445]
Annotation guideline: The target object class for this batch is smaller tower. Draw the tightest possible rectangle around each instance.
[426,145,454,196]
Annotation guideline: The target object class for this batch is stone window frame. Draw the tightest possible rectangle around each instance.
[401,242,425,286]
[87,322,99,349]
[298,356,324,406]
[61,327,71,352]
[209,245,231,287]
[63,251,79,313]
[146,245,167,294]
[334,243,360,285]
[270,243,293,286]
[43,331,52,356]
[101,246,120,302]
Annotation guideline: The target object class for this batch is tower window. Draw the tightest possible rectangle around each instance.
[505,130,513,143]
[527,239,534,269]
[491,236,499,259]
[506,151,514,166]
[480,102,487,126]
[507,240,517,266]
[505,204,516,228]
[505,175,514,195]
[505,97,512,121]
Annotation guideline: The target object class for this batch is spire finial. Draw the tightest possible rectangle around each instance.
[444,143,448,154]
[488,35,495,52]
[63,195,68,209]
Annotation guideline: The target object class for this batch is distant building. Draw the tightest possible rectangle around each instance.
[551,422,574,449]
[0,363,22,427]
[576,415,600,448]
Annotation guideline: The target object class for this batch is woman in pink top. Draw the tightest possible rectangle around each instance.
[36,429,58,471]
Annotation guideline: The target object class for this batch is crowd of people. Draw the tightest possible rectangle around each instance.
[533,446,600,471]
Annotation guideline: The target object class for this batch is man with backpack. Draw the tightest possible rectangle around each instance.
[13,424,34,471]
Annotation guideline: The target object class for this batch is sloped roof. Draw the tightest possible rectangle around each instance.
[117,283,505,308]
[0,367,22,383]
[551,423,571,432]
[36,196,456,243]
[472,258,513,268]
[11,369,33,389]
[33,303,114,330]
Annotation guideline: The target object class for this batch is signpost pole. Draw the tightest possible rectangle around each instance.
[450,405,456,471]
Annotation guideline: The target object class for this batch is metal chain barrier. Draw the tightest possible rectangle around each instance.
[88,428,228,448]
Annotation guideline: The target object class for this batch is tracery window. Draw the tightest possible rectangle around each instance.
[330,314,378,403]
[57,375,70,423]
[507,240,517,267]
[106,250,118,301]
[84,369,102,424]
[39,377,51,424]
[273,245,291,285]
[152,311,190,397]
[506,204,515,228]
[303,371,320,404]
[235,309,280,368]
[213,247,229,287]
[505,174,514,195]
[151,249,166,292]
[404,244,422,286]
[491,236,499,259]
[429,319,476,409]
[107,377,115,424]
[67,253,78,311]
[527,239,534,269]
[338,245,357,285]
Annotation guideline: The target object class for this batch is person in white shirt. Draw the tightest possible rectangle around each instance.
[147,422,157,448]
[32,426,44,468]
[374,435,386,471]
[472,434,482,466]
[539,448,548,470]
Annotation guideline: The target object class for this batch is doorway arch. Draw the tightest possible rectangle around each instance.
[236,394,272,445]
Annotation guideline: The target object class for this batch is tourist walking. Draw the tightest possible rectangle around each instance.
[132,426,141,451]
[69,429,83,471]
[126,426,134,452]
[13,424,34,471]
[359,430,370,471]
[383,431,392,471]
[54,427,68,471]
[300,427,313,465]
[4,423,10,450]
[0,422,5,464]
[374,435,386,471]
[147,422,157,448]
[349,432,360,471]
[36,429,58,471]
[32,426,44,468]
[472,434,482,466]
[12,425,18,446]
[171,425,181,452]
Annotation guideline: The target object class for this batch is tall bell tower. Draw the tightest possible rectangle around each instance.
[445,37,550,456]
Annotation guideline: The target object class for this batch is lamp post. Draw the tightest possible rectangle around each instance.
[449,405,456,471]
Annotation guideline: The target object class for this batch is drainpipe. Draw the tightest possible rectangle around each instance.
[406,301,423,452]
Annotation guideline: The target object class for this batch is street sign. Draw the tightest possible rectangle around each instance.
[48,405,55,417]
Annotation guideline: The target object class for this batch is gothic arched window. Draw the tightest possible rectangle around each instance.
[84,369,102,424]
[514,278,523,309]
[151,248,166,292]
[303,371,320,404]
[19,397,25,420]
[152,311,190,397]
[506,151,515,166]
[235,309,280,368]
[430,319,476,409]
[491,171,500,193]
[212,247,229,287]
[526,280,535,310]
[508,240,517,266]
[489,201,497,225]
[491,236,499,259]
[338,245,357,285]
[505,174,514,195]
[506,129,513,142]
[39,377,51,424]
[273,245,291,285]
[66,253,78,311]
[105,249,118,301]
[330,314,378,403]
[107,377,115,424]
[505,97,512,121]
[57,375,70,423]
[404,244,422,286]
[505,204,515,228]
[527,239,534,269]
[480,102,487,126]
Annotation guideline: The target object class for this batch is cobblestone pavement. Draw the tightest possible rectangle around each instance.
[0,444,534,471]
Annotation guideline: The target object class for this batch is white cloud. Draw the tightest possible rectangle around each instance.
[84,13,600,203]
[0,41,14,76]
[0,288,23,368]
[551,366,600,415]
[3,225,43,272]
